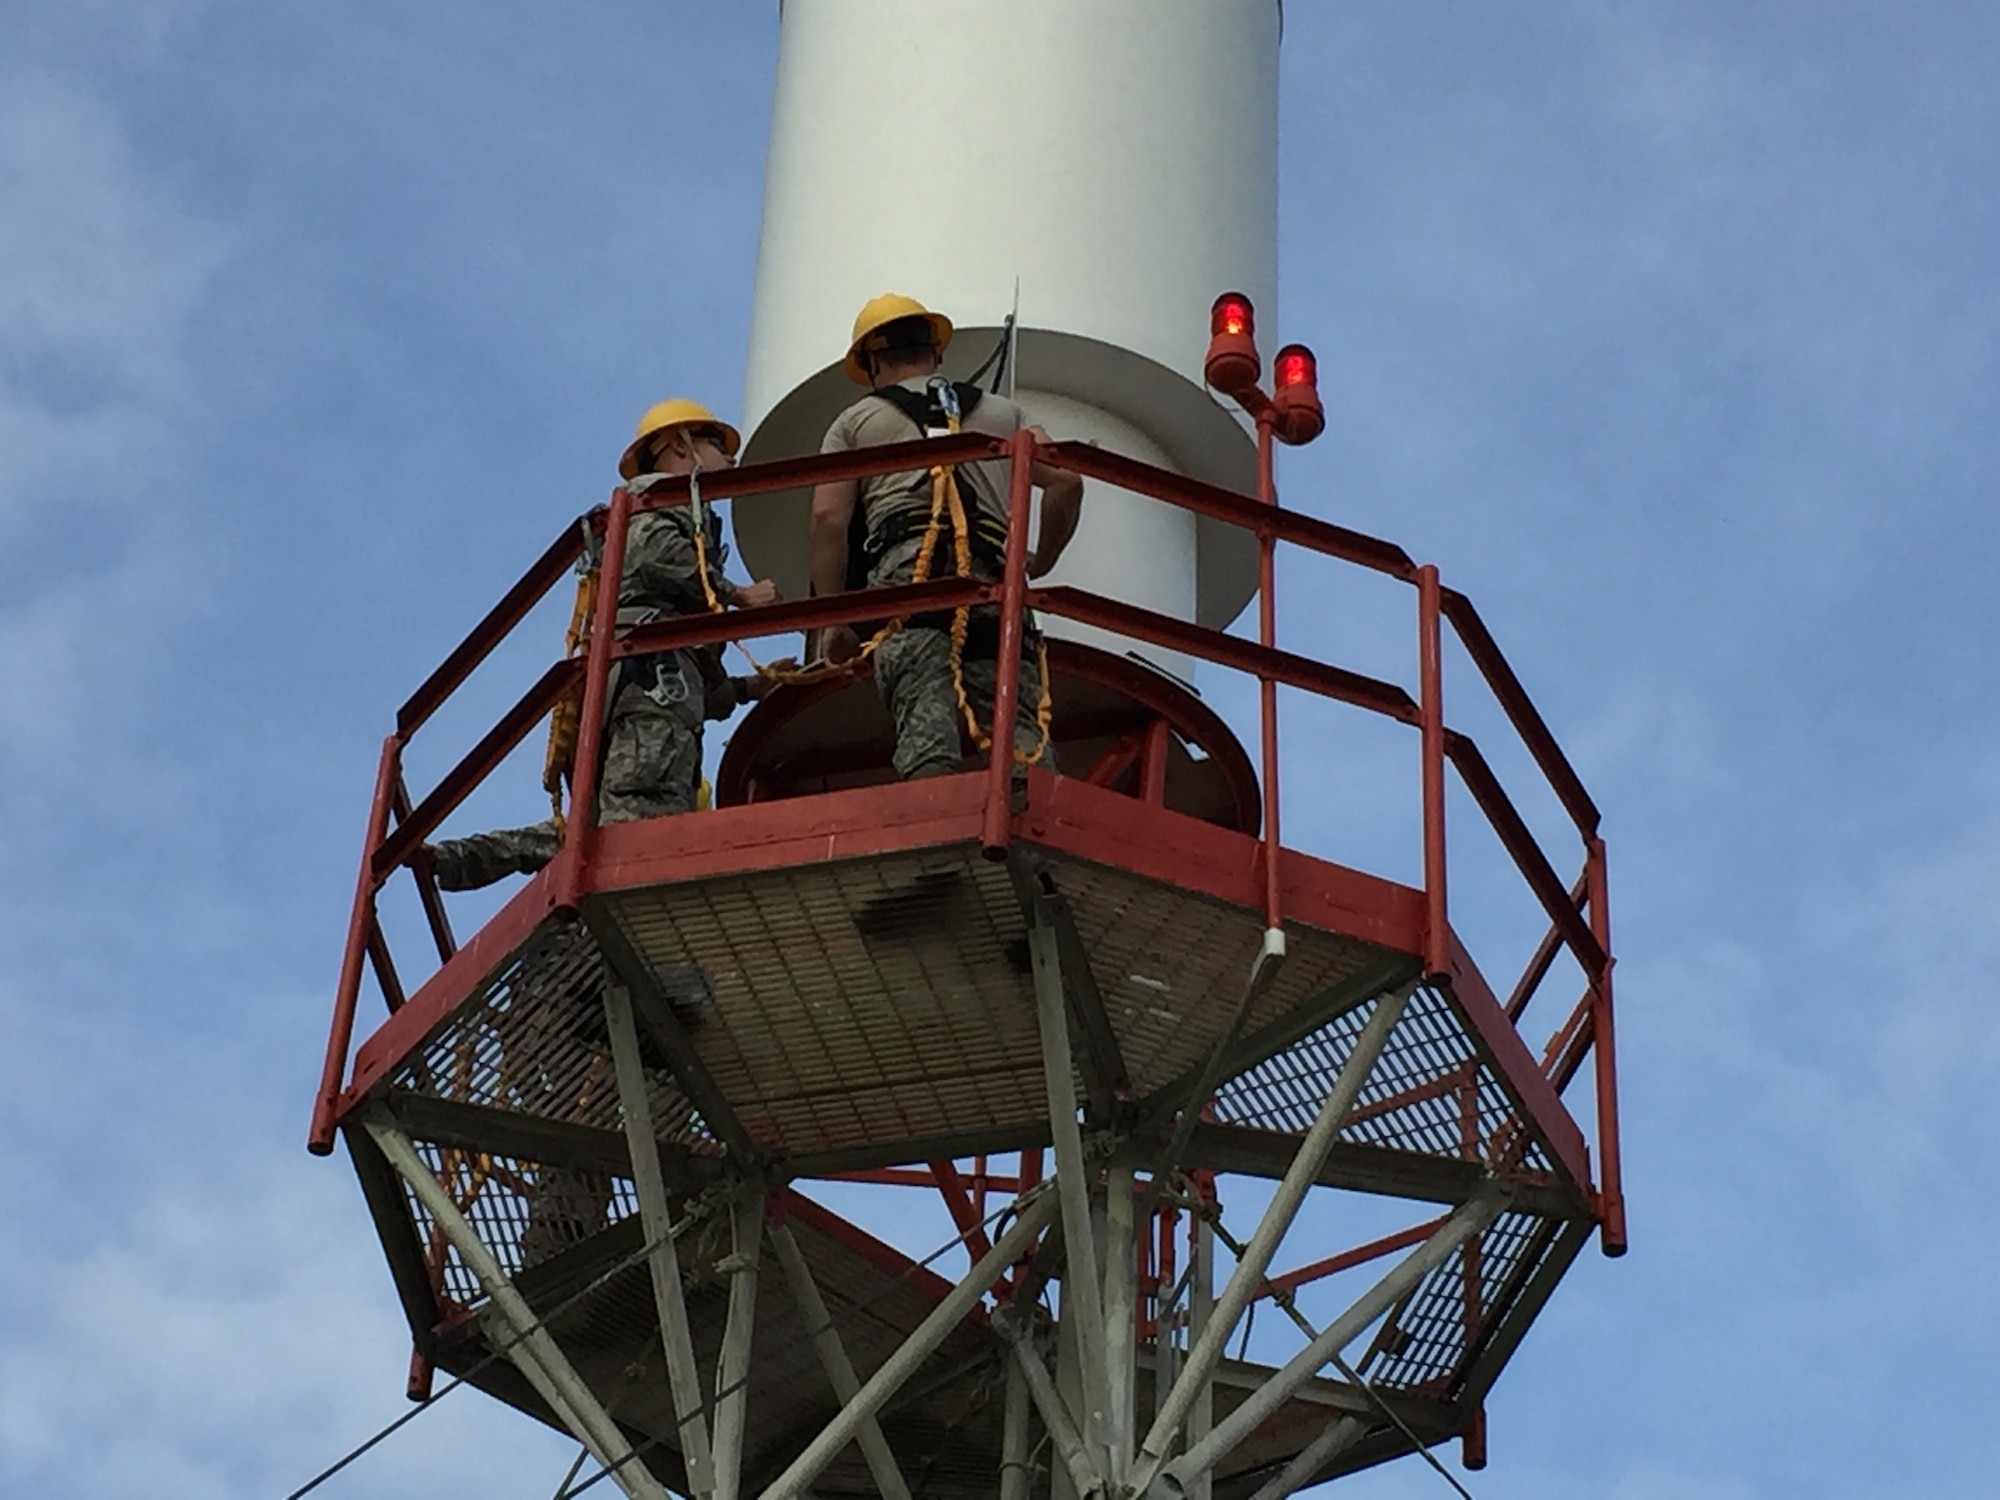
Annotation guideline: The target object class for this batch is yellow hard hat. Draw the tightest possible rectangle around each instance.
[619,398,742,480]
[844,293,954,384]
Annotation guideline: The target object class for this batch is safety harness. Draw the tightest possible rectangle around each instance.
[862,377,1053,765]
[541,492,735,831]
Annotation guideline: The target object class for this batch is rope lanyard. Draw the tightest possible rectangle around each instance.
[543,518,604,832]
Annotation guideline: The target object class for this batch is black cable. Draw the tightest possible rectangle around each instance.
[550,1445,589,1499]
[1210,1208,1478,1500]
[1330,1352,1477,1500]
[964,315,1015,393]
[283,1205,702,1499]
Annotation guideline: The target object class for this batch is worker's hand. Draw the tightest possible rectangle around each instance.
[823,624,862,665]
[734,578,782,609]
[742,664,793,702]
[1027,549,1057,580]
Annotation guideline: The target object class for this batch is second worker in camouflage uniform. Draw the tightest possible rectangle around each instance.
[809,295,1083,779]
[427,401,782,891]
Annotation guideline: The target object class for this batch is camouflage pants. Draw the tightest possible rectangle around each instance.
[428,683,703,891]
[873,624,1053,780]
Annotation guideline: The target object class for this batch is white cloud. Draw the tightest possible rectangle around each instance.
[0,1074,578,1499]
[0,63,231,760]
[13,0,207,68]
[0,68,229,512]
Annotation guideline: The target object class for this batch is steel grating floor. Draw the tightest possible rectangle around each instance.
[375,837,1580,1201]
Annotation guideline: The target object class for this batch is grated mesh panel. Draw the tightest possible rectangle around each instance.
[390,913,714,1149]
[398,1143,640,1306]
[1211,984,1556,1176]
[607,848,1047,1157]
[1047,857,1403,1099]
[1358,1210,1552,1394]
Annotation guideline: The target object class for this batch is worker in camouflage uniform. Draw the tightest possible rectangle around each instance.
[809,294,1083,779]
[426,400,782,891]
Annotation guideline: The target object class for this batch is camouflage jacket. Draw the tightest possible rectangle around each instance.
[615,476,748,721]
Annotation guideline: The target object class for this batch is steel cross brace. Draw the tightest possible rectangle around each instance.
[1143,1183,1511,1500]
[1027,896,1118,1479]
[582,899,761,1164]
[1243,1417,1367,1500]
[1134,983,1416,1485]
[766,1216,914,1500]
[1007,855,1131,1116]
[994,1306,1111,1500]
[363,1117,671,1500]
[756,1187,1060,1500]
[1211,1223,1475,1500]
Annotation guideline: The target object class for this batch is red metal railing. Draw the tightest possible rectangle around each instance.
[312,429,1623,1257]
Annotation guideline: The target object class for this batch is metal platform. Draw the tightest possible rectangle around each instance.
[333,772,1597,1498]
[313,429,1622,1499]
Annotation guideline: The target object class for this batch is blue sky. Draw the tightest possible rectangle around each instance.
[3,3,1996,1497]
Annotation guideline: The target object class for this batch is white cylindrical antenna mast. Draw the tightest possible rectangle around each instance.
[739,0,1282,667]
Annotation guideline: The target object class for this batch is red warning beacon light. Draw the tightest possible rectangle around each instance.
[1205,293,1324,450]
[1272,342,1325,445]
[1205,291,1261,394]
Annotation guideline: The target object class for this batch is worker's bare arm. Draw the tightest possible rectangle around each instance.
[1024,433,1083,578]
[809,476,863,662]
[809,478,859,597]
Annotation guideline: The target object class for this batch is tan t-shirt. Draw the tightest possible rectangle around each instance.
[820,379,1024,561]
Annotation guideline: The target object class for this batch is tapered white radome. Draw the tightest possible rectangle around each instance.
[739,0,1283,656]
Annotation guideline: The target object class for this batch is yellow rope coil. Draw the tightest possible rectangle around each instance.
[935,461,1053,767]
[689,473,920,687]
[542,561,600,832]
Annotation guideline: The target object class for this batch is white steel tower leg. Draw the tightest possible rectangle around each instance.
[363,1118,671,1500]
[999,1348,1035,1500]
[767,1218,913,1500]
[604,985,717,1498]
[711,1193,764,1500]
[1187,1214,1215,1500]
[1028,910,1113,1469]
[1103,1166,1138,1482]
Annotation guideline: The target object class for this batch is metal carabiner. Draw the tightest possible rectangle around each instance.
[928,374,962,425]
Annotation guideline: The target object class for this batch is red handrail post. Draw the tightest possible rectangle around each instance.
[1418,564,1449,979]
[1256,415,1284,934]
[553,485,633,909]
[309,734,400,1155]
[1587,834,1627,1255]
[1462,1405,1489,1470]
[981,427,1038,858]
